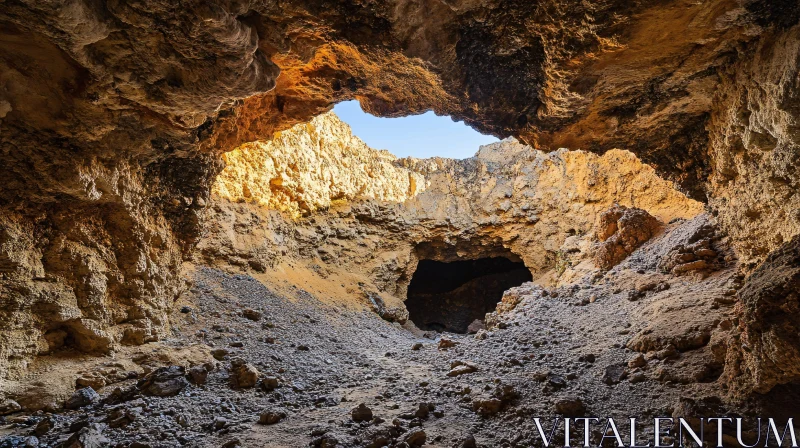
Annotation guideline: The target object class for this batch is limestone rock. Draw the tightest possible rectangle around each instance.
[593,205,662,270]
[447,361,478,377]
[732,235,800,395]
[62,424,109,448]
[0,399,21,415]
[401,428,427,447]
[138,366,188,397]
[259,408,288,425]
[230,359,260,389]
[554,397,586,417]
[64,388,100,410]
[213,112,426,219]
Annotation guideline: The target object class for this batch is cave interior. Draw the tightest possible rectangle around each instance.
[405,255,532,334]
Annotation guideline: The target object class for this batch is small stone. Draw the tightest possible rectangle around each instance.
[180,306,193,313]
[474,330,488,340]
[34,417,53,436]
[75,375,105,391]
[602,364,627,385]
[231,358,260,388]
[400,402,434,420]
[438,338,458,350]
[351,403,373,422]
[187,365,209,385]
[297,345,310,351]
[402,428,427,447]
[176,414,190,427]
[214,417,229,430]
[0,399,21,415]
[629,372,647,383]
[65,387,100,410]
[554,397,586,417]
[211,348,229,360]
[63,424,109,448]
[229,341,244,348]
[472,397,503,416]
[531,370,549,382]
[69,419,90,432]
[138,366,188,397]
[447,362,478,377]
[242,309,262,321]
[466,319,485,334]
[461,435,478,448]
[260,376,280,391]
[548,375,567,389]
[411,343,423,351]
[628,354,646,368]
[259,409,287,425]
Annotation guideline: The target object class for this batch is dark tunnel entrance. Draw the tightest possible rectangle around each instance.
[405,257,532,334]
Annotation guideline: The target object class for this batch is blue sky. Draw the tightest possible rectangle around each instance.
[333,100,499,159]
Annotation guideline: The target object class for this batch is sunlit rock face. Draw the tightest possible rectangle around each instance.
[0,0,799,396]
[200,114,702,302]
[213,112,426,219]
[707,25,800,269]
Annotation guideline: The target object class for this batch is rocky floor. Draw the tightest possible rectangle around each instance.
[2,218,798,448]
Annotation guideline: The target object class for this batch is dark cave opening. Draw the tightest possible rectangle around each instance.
[406,257,532,334]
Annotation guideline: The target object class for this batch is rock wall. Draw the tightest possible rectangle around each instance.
[200,112,703,322]
[1,0,799,397]
[212,112,425,218]
[0,183,188,380]
[728,235,800,394]
[707,24,800,269]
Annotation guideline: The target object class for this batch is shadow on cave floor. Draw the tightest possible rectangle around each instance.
[405,257,532,333]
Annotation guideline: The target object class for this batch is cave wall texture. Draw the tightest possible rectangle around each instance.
[203,113,702,306]
[0,0,799,397]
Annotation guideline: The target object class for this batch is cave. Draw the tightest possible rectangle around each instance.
[406,257,532,333]
[3,0,800,443]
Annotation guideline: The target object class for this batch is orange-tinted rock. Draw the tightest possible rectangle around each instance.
[593,205,662,270]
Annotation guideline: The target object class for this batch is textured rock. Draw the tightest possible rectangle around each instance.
[64,387,100,410]
[62,424,109,448]
[728,235,800,394]
[213,112,425,218]
[201,117,702,314]
[138,366,188,397]
[351,403,373,423]
[554,397,586,417]
[705,24,800,268]
[230,358,260,389]
[0,0,799,400]
[593,205,663,270]
[0,399,21,415]
[259,408,287,425]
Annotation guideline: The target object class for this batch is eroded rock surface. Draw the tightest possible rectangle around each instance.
[199,114,703,320]
[213,112,425,218]
[3,216,793,447]
[1,0,799,415]
[592,205,663,270]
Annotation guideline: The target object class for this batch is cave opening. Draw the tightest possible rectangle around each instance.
[406,257,532,334]
[332,100,499,159]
